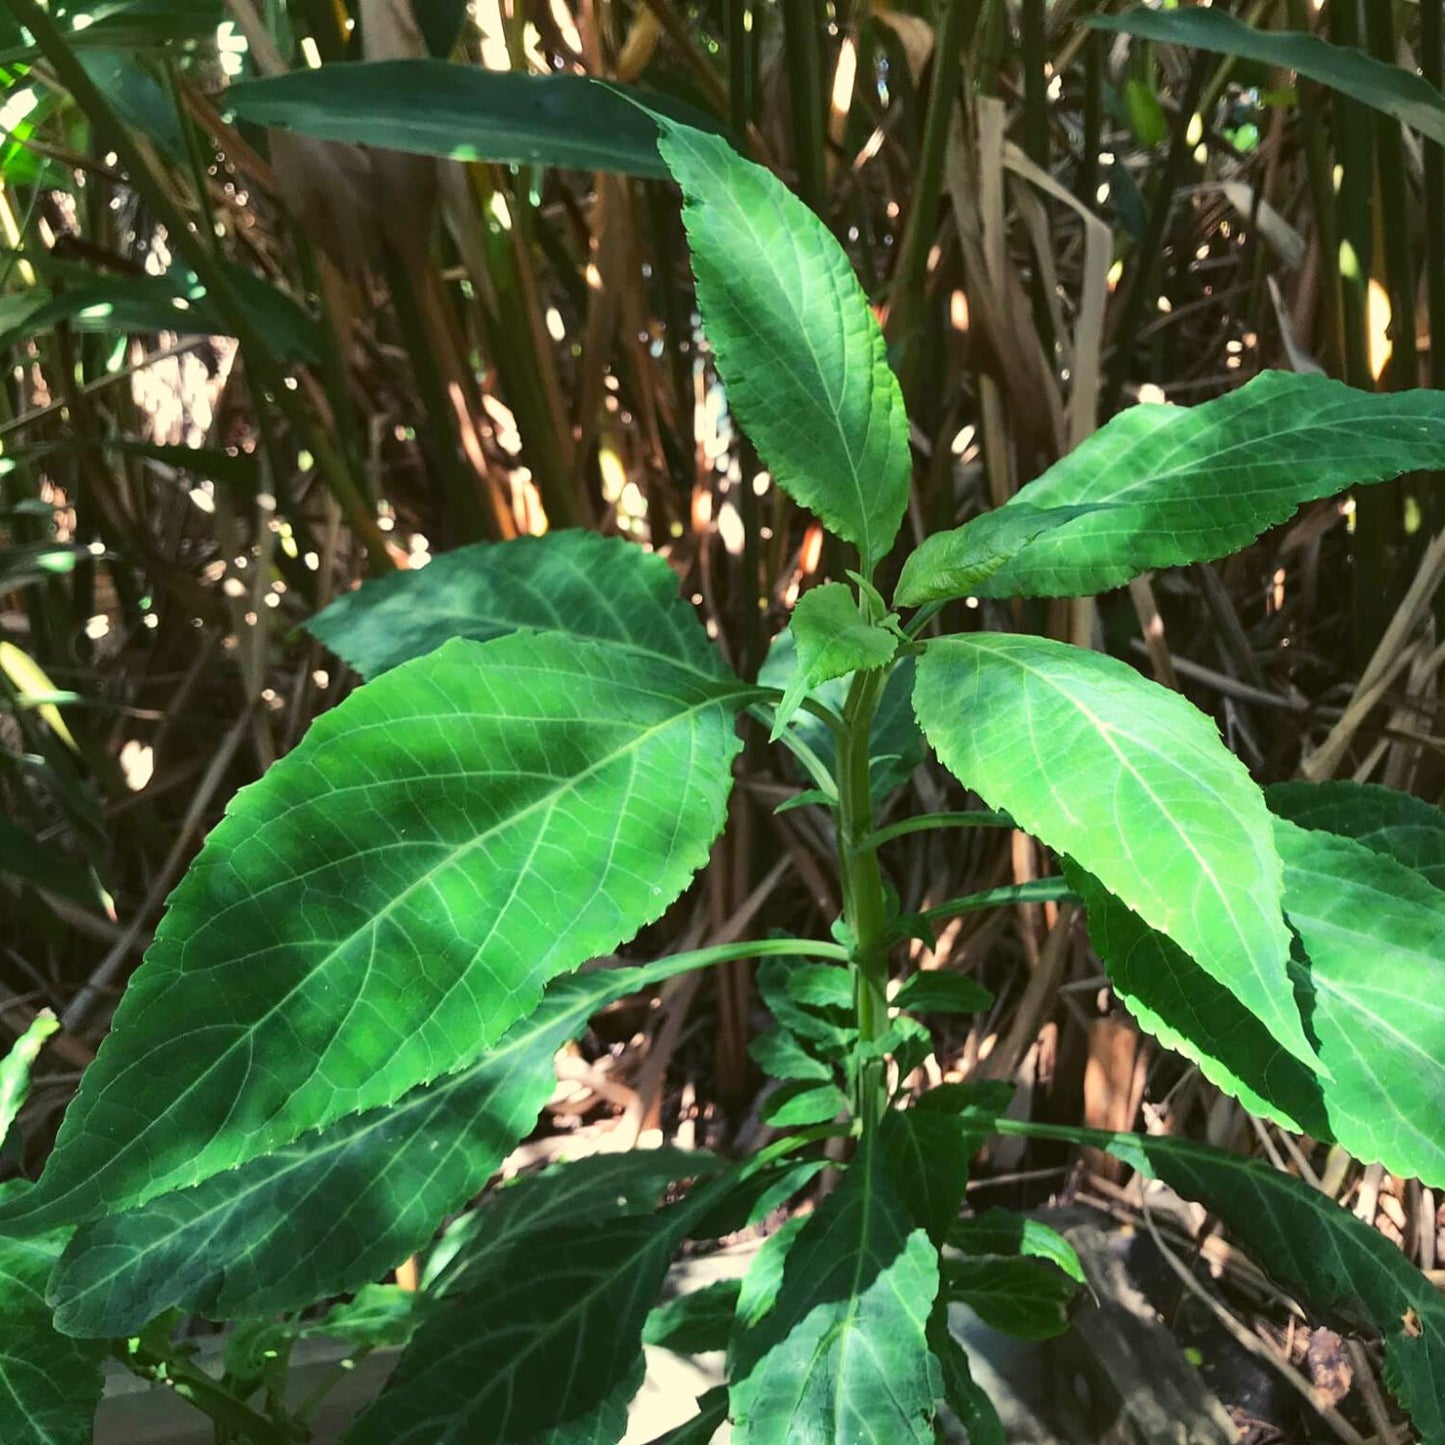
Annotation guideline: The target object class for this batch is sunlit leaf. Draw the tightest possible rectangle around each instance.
[897,374,1445,603]
[659,122,911,573]
[0,632,744,1235]
[915,634,1311,1067]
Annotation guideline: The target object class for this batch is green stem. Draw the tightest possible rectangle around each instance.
[861,809,1013,851]
[118,1344,289,1445]
[836,666,890,1132]
[920,878,1075,929]
[781,0,828,212]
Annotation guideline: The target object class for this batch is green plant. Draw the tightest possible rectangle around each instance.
[2,108,1445,1445]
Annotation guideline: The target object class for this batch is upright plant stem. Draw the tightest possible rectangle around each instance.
[836,664,889,1132]
[887,0,981,387]
[1422,0,1445,539]
[781,0,828,211]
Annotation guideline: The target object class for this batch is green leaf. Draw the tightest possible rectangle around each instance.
[0,1189,105,1445]
[786,963,855,1011]
[943,1255,1077,1341]
[929,1306,1005,1445]
[640,1385,730,1445]
[893,970,992,1016]
[0,816,105,908]
[733,1215,808,1337]
[644,1279,741,1355]
[759,1078,848,1128]
[424,1146,715,1292]
[304,1284,421,1351]
[0,1012,57,1150]
[757,956,856,1054]
[658,122,911,573]
[346,1202,706,1444]
[309,530,726,680]
[1079,1130,1445,1442]
[729,1130,941,1443]
[749,1026,833,1083]
[1069,866,1329,1139]
[896,374,1445,604]
[224,64,704,177]
[1073,820,1445,1190]
[948,1211,1085,1285]
[881,1108,977,1246]
[914,634,1311,1067]
[2,633,743,1234]
[1092,7,1445,147]
[771,584,898,737]
[760,634,923,806]
[1273,820,1445,1187]
[1268,780,1445,888]
[50,966,699,1337]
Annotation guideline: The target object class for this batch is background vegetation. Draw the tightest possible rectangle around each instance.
[2,0,1443,1434]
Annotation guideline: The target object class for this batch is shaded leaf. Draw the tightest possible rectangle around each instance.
[0,815,103,908]
[304,1283,421,1351]
[347,1200,708,1444]
[224,64,708,177]
[1268,780,1445,888]
[659,122,911,572]
[0,1187,105,1445]
[759,1078,848,1128]
[914,634,1310,1066]
[882,1108,976,1246]
[729,1129,941,1443]
[929,1305,1005,1445]
[1094,7,1445,147]
[943,1255,1077,1340]
[749,1026,833,1083]
[894,970,992,1016]
[52,965,707,1336]
[2,633,743,1234]
[309,530,725,680]
[1084,1131,1445,1442]
[644,1279,741,1355]
[897,374,1445,603]
[948,1211,1085,1285]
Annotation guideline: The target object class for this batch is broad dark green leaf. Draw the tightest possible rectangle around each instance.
[749,1026,833,1083]
[896,374,1445,603]
[1085,1131,1445,1441]
[0,266,319,364]
[729,1129,941,1443]
[759,1078,848,1127]
[659,122,911,572]
[1074,821,1445,1189]
[224,64,694,176]
[948,1211,1084,1284]
[771,583,898,736]
[309,530,725,680]
[0,1188,105,1445]
[881,1108,976,1246]
[943,1255,1076,1340]
[347,1202,705,1444]
[0,633,743,1234]
[1268,780,1445,888]
[929,1306,1005,1445]
[50,964,704,1337]
[424,1146,716,1293]
[915,634,1311,1067]
[893,970,992,1016]
[644,1279,741,1355]
[1093,8,1445,147]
